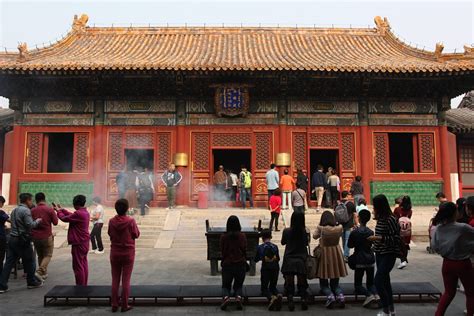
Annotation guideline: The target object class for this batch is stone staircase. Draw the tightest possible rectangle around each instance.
[52,208,168,249]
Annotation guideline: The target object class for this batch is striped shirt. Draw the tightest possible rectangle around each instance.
[373,215,401,255]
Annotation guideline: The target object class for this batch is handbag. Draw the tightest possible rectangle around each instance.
[245,261,251,272]
[306,229,323,279]
[348,253,357,270]
[306,246,318,280]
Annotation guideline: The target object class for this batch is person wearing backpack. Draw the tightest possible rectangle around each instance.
[239,165,253,209]
[137,168,155,216]
[335,191,357,261]
[394,195,413,269]
[348,209,380,308]
[255,229,282,311]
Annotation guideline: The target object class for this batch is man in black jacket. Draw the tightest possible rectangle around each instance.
[312,165,326,212]
[161,163,182,210]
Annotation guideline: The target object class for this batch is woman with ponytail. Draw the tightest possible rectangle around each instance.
[431,202,474,316]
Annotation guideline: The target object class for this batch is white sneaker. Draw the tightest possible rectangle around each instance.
[34,272,44,281]
[89,250,96,254]
[397,261,407,269]
[377,312,390,316]
[363,295,376,307]
[95,250,104,254]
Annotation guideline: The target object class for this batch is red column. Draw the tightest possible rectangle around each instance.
[176,125,189,206]
[279,125,287,150]
[9,125,23,205]
[360,125,371,201]
[93,125,106,201]
[0,132,4,194]
[439,125,452,200]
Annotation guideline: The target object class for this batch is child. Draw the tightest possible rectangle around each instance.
[90,197,105,254]
[348,209,380,308]
[394,196,403,209]
[269,189,282,231]
[394,196,413,269]
[254,229,282,311]
[55,195,90,285]
[356,198,369,214]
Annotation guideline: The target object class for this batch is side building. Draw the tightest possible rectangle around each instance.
[0,14,473,206]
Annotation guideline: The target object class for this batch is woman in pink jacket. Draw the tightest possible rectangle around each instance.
[108,199,140,313]
[55,195,90,286]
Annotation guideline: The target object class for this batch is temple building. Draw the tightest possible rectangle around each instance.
[0,14,473,206]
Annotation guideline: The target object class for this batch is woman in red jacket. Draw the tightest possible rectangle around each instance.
[108,199,140,313]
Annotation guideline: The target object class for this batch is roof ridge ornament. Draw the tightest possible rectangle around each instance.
[434,42,444,58]
[72,14,89,33]
[374,16,390,35]
[464,45,474,57]
[17,42,29,62]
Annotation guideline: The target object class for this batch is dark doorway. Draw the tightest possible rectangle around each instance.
[47,133,74,173]
[309,149,338,199]
[212,149,251,201]
[213,149,251,175]
[388,133,414,173]
[125,149,154,171]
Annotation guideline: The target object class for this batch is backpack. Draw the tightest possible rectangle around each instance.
[243,171,252,189]
[334,201,350,224]
[263,244,278,263]
[138,174,152,188]
[399,216,412,238]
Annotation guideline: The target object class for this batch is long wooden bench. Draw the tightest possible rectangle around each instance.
[44,282,441,306]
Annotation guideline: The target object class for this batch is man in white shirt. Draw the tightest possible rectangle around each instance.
[265,163,279,201]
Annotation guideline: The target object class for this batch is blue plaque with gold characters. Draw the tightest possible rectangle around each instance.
[213,84,250,117]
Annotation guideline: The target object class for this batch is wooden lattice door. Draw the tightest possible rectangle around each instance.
[340,133,356,193]
[373,133,390,173]
[191,132,210,201]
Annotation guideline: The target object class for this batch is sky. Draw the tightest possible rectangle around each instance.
[0,0,473,108]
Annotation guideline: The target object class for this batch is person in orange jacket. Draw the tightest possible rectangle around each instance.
[280,169,295,210]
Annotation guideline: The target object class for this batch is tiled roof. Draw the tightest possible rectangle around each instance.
[0,15,473,73]
[458,91,474,110]
[447,107,474,133]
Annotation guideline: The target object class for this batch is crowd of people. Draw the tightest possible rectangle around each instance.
[0,184,472,315]
[116,163,182,214]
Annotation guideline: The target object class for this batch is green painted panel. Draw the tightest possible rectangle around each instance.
[370,181,442,206]
[18,182,94,206]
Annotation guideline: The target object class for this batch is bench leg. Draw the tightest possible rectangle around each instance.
[210,260,218,276]
[249,259,256,276]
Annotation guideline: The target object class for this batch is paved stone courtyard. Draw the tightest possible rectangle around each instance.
[0,208,469,315]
